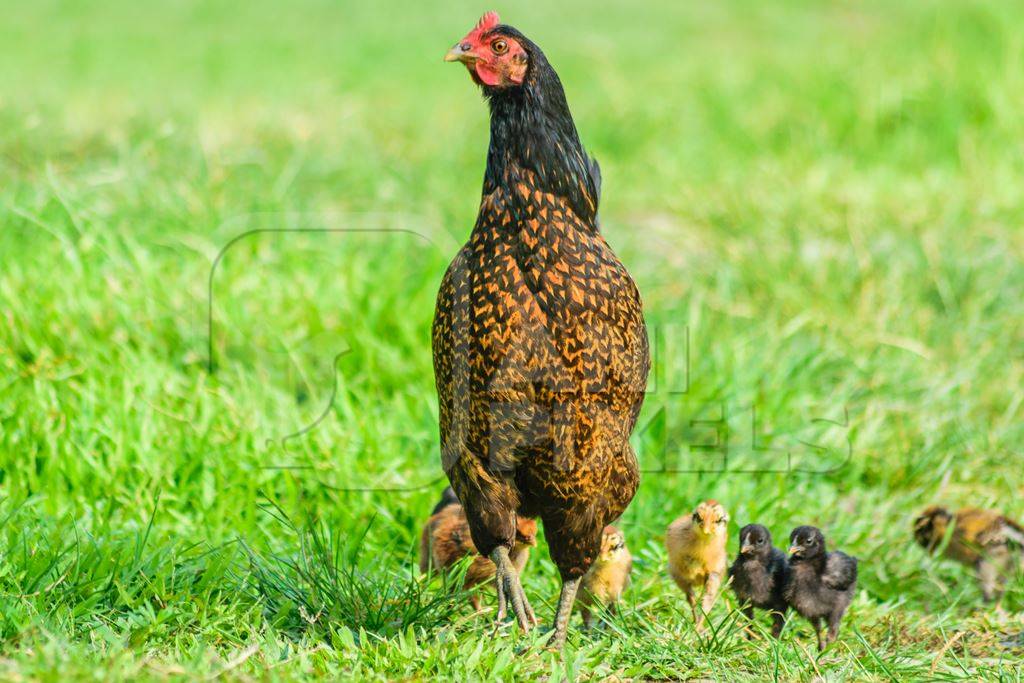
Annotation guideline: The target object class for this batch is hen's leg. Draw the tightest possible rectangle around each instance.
[541,504,605,649]
[549,576,582,648]
[445,464,536,631]
[491,546,537,630]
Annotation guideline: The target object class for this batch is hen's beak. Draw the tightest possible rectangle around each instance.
[445,43,472,63]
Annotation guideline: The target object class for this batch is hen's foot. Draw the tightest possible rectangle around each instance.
[490,546,537,631]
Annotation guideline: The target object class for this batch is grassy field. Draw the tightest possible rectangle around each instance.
[2,0,1023,679]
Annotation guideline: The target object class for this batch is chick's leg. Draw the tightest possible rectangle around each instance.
[826,611,843,649]
[580,604,593,631]
[976,554,1008,604]
[741,606,755,639]
[697,572,722,633]
[490,546,537,630]
[685,587,700,629]
[770,610,786,638]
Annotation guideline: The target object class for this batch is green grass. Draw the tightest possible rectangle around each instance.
[2,0,1023,679]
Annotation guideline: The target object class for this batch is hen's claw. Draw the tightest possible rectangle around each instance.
[490,547,535,631]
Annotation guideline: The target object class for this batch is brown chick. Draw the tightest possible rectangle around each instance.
[666,500,730,632]
[578,525,632,629]
[420,502,537,612]
[914,505,1024,602]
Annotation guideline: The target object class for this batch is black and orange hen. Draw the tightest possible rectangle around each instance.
[433,12,649,647]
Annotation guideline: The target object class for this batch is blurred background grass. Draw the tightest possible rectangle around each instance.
[1,0,1022,679]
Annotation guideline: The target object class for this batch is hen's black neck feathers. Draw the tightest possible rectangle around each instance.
[482,27,599,227]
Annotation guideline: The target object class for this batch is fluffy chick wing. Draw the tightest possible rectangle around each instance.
[822,551,858,591]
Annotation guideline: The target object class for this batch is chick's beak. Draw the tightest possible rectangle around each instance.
[741,544,754,554]
[788,545,800,556]
[445,42,472,63]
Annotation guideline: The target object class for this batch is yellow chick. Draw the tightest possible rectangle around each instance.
[578,525,632,629]
[666,500,730,632]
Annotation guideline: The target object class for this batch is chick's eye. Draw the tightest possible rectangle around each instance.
[491,39,508,54]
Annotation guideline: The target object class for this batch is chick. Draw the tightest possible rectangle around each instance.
[419,501,537,612]
[913,505,1024,602]
[784,526,858,651]
[578,525,632,629]
[666,500,730,632]
[729,524,789,637]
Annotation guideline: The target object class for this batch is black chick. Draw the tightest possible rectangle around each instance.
[729,524,789,637]
[784,526,858,651]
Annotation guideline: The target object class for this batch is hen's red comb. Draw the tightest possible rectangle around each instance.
[462,11,500,44]
[476,11,500,32]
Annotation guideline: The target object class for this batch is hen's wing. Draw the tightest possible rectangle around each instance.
[822,551,858,591]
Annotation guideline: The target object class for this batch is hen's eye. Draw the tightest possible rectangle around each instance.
[492,39,508,54]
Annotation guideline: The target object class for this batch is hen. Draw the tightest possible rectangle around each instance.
[914,505,1024,602]
[434,12,649,647]
[784,526,858,651]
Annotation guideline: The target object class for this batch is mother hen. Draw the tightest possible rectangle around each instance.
[433,12,649,647]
